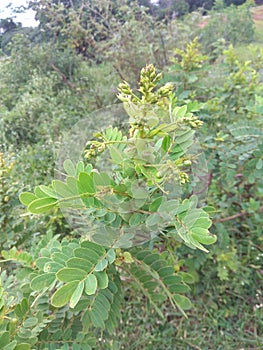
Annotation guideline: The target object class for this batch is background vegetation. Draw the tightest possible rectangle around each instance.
[0,0,262,349]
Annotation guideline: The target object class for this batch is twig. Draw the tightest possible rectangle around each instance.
[49,62,76,89]
[214,206,263,223]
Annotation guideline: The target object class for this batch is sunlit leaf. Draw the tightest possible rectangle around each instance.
[51,281,79,307]
[84,274,98,295]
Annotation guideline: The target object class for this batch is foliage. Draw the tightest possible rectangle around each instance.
[173,37,208,72]
[162,39,263,342]
[0,65,215,347]
[193,51,262,311]
[0,34,118,148]
[28,0,175,82]
[200,1,255,54]
[1,1,263,348]
[0,153,19,249]
[203,44,260,123]
[0,146,70,255]
[200,44,263,283]
[168,37,209,99]
[0,152,38,251]
[157,0,190,19]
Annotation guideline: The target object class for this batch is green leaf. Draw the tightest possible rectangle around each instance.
[178,272,194,284]
[131,182,148,200]
[16,327,31,338]
[14,344,31,350]
[61,345,70,350]
[23,317,38,328]
[80,241,106,255]
[69,281,85,308]
[94,259,108,272]
[28,197,57,214]
[202,206,216,214]
[173,105,187,119]
[129,213,142,226]
[34,186,47,198]
[109,146,125,164]
[158,266,177,278]
[44,261,64,273]
[93,172,112,187]
[146,213,160,227]
[63,159,76,176]
[169,283,190,293]
[149,197,163,212]
[158,199,179,217]
[56,268,87,282]
[173,294,192,310]
[143,253,160,265]
[94,271,109,289]
[17,299,29,317]
[52,252,68,266]
[85,164,93,173]
[104,212,117,223]
[75,161,85,174]
[77,172,95,195]
[39,185,59,199]
[51,281,79,307]
[256,158,263,170]
[36,257,50,269]
[53,180,75,197]
[191,228,217,245]
[66,176,79,193]
[74,248,102,265]
[66,257,93,272]
[31,273,56,290]
[3,340,17,350]
[19,192,36,206]
[89,309,105,329]
[106,249,116,264]
[161,135,171,152]
[0,332,10,348]
[84,274,98,295]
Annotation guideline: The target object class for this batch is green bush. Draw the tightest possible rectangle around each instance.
[0,146,70,252]
[0,35,118,148]
[200,2,255,54]
[0,65,217,348]
[163,40,263,317]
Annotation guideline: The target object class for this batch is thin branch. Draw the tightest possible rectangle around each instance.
[214,206,263,223]
[49,62,76,89]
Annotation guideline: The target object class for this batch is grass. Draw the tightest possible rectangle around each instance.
[100,269,263,350]
[105,288,263,350]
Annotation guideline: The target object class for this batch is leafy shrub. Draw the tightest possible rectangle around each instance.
[181,44,262,307]
[157,0,190,19]
[200,2,255,54]
[0,152,20,249]
[0,35,118,148]
[166,37,209,101]
[0,146,70,253]
[162,40,263,320]
[203,44,260,123]
[0,65,217,348]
